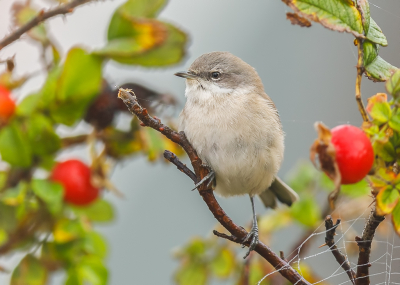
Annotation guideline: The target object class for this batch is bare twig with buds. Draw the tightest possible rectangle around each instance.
[324,215,357,284]
[0,0,94,50]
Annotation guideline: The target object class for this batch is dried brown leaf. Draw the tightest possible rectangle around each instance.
[286,13,312,27]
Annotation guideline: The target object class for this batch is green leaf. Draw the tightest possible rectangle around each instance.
[70,199,114,222]
[53,218,84,243]
[282,0,364,37]
[93,38,145,58]
[365,55,398,82]
[11,254,47,285]
[0,121,32,167]
[51,48,102,126]
[366,18,388,46]
[1,182,28,206]
[16,93,41,116]
[107,0,166,41]
[31,180,64,215]
[356,0,370,34]
[363,40,378,67]
[376,187,399,215]
[83,231,108,258]
[102,127,140,158]
[363,37,396,82]
[109,23,187,67]
[341,179,370,197]
[391,201,400,235]
[373,141,395,162]
[210,248,235,279]
[66,269,81,285]
[0,204,18,232]
[389,114,400,133]
[249,260,267,285]
[76,256,108,285]
[58,48,102,102]
[286,161,321,193]
[369,102,391,123]
[26,114,61,156]
[38,67,62,108]
[119,0,166,18]
[0,228,8,247]
[184,238,206,257]
[386,69,400,98]
[51,44,61,65]
[175,262,207,285]
[290,195,321,227]
[0,172,6,189]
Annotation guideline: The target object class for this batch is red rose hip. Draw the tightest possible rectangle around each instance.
[51,159,99,205]
[331,125,374,184]
[0,86,15,123]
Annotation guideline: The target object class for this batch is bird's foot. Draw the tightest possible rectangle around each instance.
[192,166,215,191]
[242,225,259,259]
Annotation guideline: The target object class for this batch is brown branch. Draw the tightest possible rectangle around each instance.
[118,88,311,285]
[324,215,357,284]
[355,39,369,122]
[163,150,197,183]
[0,0,94,51]
[0,168,31,193]
[355,208,385,285]
[61,134,89,148]
[0,210,49,255]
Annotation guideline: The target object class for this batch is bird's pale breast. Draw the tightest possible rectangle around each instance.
[179,88,284,197]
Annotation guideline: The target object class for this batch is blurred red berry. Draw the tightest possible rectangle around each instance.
[51,159,99,205]
[331,125,374,184]
[0,85,11,97]
[0,85,15,123]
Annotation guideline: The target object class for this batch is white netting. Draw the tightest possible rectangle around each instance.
[257,197,400,285]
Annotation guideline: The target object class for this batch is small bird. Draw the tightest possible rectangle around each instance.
[175,51,299,258]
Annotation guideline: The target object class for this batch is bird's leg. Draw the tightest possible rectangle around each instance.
[242,195,259,259]
[192,165,215,191]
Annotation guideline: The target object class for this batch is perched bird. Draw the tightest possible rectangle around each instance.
[175,52,299,258]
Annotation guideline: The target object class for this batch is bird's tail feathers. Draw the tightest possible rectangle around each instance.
[258,176,299,209]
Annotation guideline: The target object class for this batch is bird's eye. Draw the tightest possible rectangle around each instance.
[211,72,221,80]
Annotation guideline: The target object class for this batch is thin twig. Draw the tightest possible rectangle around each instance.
[0,211,48,255]
[355,39,369,122]
[355,208,385,285]
[0,0,95,50]
[61,134,89,148]
[163,150,197,182]
[118,88,311,285]
[324,215,357,284]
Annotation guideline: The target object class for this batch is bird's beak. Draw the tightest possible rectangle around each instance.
[174,71,198,79]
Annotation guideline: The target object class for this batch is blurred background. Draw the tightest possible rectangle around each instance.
[0,0,399,284]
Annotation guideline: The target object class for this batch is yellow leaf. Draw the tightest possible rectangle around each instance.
[53,219,82,243]
[132,19,167,50]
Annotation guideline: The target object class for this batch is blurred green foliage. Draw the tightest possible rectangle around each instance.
[0,0,187,284]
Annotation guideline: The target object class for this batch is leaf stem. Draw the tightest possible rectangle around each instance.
[356,40,369,122]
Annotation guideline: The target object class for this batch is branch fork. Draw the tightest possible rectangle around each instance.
[118,88,311,285]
